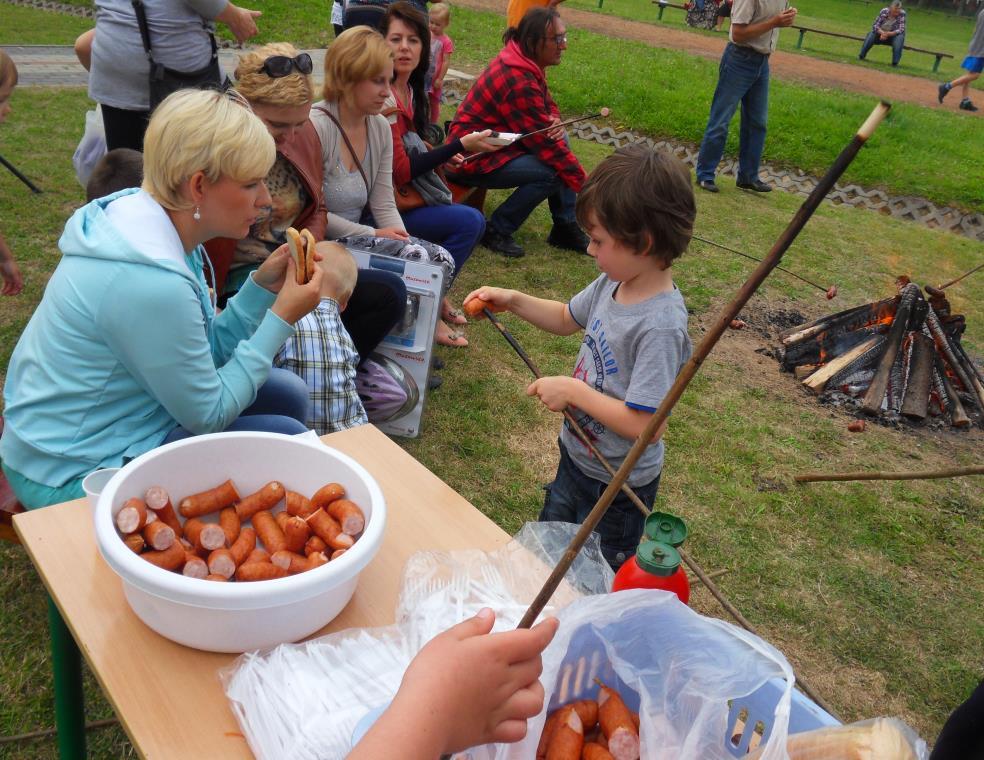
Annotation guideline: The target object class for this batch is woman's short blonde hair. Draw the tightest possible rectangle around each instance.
[0,50,18,90]
[322,26,393,103]
[235,42,314,108]
[141,89,275,211]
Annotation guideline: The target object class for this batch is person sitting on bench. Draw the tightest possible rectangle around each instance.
[859,0,906,67]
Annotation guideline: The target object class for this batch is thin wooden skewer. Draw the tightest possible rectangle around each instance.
[516,101,891,637]
[460,111,608,163]
[692,234,836,298]
[939,262,984,290]
[482,312,840,716]
[795,465,984,483]
[482,308,651,517]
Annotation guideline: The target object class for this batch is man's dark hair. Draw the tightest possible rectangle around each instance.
[576,145,696,268]
[382,1,432,135]
[504,6,561,60]
[85,148,144,202]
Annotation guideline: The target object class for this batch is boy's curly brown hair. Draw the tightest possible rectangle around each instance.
[575,144,696,269]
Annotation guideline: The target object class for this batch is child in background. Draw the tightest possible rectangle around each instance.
[465,145,696,570]
[427,3,454,131]
[85,148,144,202]
[938,5,984,112]
[0,51,24,296]
[274,242,367,434]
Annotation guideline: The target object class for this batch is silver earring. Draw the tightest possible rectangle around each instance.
[193,206,201,221]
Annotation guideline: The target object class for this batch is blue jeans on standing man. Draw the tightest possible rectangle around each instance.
[451,153,576,237]
[858,31,905,66]
[696,43,771,186]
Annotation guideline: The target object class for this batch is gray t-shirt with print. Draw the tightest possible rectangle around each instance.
[561,275,692,488]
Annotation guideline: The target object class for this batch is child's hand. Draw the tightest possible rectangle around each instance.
[527,376,581,412]
[387,609,559,754]
[463,286,513,315]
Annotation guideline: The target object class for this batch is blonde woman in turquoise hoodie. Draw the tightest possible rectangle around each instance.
[0,89,324,509]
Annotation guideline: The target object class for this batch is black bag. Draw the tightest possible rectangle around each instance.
[132,0,227,112]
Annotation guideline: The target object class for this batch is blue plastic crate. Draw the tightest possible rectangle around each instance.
[725,677,841,756]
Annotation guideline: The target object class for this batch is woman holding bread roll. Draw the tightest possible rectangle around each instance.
[207,42,407,363]
[0,89,321,509]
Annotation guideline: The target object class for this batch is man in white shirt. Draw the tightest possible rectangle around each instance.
[695,0,797,193]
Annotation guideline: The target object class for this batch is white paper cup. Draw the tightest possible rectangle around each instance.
[83,468,120,512]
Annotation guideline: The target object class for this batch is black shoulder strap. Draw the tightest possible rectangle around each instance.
[131,0,156,62]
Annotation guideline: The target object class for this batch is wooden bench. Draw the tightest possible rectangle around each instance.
[650,0,693,20]
[792,25,954,72]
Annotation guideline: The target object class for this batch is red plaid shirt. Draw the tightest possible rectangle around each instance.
[448,41,586,192]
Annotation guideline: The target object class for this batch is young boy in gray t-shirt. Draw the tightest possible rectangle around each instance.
[465,145,696,569]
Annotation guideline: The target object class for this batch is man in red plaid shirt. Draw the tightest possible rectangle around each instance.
[447,7,588,258]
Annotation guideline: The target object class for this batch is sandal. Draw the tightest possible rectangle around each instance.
[436,320,469,347]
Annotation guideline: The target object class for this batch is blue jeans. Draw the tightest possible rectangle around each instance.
[451,154,576,237]
[859,31,905,66]
[696,43,771,185]
[538,440,660,571]
[401,203,485,278]
[163,368,310,443]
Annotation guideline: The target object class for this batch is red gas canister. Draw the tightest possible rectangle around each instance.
[611,539,691,604]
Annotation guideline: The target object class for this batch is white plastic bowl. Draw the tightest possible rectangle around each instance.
[94,432,386,653]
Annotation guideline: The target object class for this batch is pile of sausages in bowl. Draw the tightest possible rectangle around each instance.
[94,432,386,653]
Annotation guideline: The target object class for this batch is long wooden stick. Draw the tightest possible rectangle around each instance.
[517,101,891,634]
[481,312,840,716]
[939,262,984,290]
[795,465,984,483]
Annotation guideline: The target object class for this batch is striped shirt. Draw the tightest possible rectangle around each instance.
[274,299,367,434]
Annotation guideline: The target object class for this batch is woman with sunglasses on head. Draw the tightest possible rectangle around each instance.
[381,2,503,347]
[0,89,322,509]
[310,25,473,349]
[207,42,407,365]
[89,0,262,151]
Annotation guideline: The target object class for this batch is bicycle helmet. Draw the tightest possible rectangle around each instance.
[356,353,420,423]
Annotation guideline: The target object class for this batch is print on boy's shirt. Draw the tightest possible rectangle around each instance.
[565,326,621,454]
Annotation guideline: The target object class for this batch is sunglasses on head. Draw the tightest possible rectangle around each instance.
[261,53,314,78]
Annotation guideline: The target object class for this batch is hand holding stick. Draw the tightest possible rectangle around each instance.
[459,108,611,164]
[516,101,891,632]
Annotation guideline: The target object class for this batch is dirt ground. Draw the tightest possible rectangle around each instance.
[453,0,983,117]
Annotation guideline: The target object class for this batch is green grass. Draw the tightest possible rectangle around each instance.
[566,0,984,86]
[0,5,93,45]
[0,56,982,760]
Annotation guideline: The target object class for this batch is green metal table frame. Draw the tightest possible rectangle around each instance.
[48,597,86,760]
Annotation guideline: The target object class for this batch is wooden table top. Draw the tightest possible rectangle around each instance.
[13,425,511,759]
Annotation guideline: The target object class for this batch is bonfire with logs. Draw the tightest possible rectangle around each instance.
[779,277,984,428]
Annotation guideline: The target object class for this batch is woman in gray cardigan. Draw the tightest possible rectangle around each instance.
[311,26,468,347]
[89,0,261,151]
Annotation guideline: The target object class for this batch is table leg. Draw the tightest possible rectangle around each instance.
[48,597,86,760]
[932,55,941,73]
[796,29,806,49]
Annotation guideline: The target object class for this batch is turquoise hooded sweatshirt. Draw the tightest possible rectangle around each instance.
[1,189,295,507]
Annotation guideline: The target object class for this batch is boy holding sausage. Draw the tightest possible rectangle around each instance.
[273,242,367,434]
[465,145,696,570]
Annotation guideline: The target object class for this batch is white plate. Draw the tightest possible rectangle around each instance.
[485,131,521,146]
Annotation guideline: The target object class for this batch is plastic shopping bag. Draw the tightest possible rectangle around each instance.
[486,589,797,760]
[73,107,107,189]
